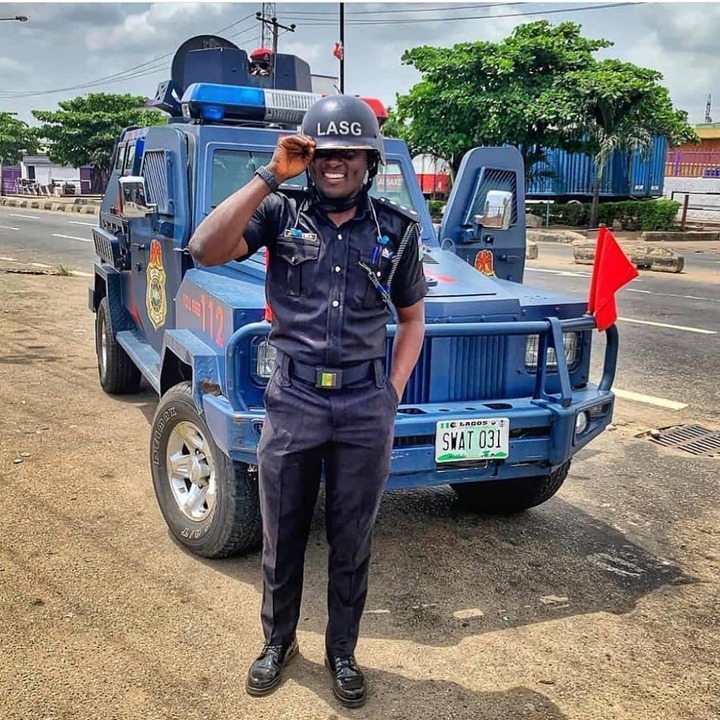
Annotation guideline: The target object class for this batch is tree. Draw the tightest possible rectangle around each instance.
[540,60,698,227]
[387,21,612,178]
[0,112,38,164]
[388,20,696,205]
[32,93,165,193]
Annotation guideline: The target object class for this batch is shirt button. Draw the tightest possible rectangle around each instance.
[337,233,343,240]
[332,300,340,308]
[334,266,342,273]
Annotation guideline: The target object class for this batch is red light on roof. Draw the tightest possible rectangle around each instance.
[360,97,388,126]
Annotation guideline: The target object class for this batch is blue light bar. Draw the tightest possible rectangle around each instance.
[181,83,322,125]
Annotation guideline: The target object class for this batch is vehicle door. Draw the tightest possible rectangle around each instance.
[123,126,191,354]
[439,147,526,283]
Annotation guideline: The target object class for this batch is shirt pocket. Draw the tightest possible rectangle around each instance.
[274,237,320,296]
[360,252,393,309]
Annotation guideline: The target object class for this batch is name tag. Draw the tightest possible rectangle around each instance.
[283,228,318,243]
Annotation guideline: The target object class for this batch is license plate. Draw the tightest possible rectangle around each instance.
[435,418,510,463]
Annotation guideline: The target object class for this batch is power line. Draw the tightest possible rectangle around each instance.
[0,2,643,100]
[289,2,528,16]
[0,12,258,100]
[296,2,642,25]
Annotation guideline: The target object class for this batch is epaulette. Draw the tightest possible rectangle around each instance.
[375,196,420,224]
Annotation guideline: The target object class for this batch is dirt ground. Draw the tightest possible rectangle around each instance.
[1,269,719,720]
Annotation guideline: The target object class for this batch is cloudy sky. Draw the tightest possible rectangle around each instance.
[0,1,717,127]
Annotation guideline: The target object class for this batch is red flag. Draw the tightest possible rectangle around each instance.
[333,42,344,61]
[588,226,638,331]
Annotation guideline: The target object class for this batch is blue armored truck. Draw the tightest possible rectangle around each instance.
[90,36,619,558]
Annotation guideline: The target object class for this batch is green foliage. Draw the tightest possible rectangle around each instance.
[0,112,38,164]
[392,21,612,174]
[428,199,446,219]
[393,20,696,190]
[31,93,165,192]
[528,199,681,231]
[538,58,698,226]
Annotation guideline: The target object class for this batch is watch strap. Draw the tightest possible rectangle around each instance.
[254,165,280,192]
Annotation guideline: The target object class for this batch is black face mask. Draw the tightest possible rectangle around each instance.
[305,155,379,213]
[307,186,364,213]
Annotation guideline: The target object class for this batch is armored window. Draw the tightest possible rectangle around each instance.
[211,150,272,208]
[370,161,417,212]
[115,144,127,171]
[141,150,170,215]
[123,143,136,176]
[465,168,518,227]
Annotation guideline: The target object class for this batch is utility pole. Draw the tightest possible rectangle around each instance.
[255,12,296,55]
[339,3,345,94]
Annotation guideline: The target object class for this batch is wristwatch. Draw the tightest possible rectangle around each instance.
[254,165,280,192]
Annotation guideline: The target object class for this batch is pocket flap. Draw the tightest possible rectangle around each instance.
[276,238,320,265]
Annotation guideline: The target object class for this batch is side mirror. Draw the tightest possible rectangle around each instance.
[473,189,513,231]
[119,176,157,219]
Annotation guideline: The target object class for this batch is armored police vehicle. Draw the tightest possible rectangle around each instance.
[90,36,619,558]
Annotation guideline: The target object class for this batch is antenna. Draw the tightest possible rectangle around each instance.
[705,94,713,124]
[260,3,276,47]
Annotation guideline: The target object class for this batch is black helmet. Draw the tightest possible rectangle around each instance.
[301,95,386,165]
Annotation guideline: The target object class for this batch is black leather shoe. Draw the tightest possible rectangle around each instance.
[245,638,299,697]
[325,653,367,708]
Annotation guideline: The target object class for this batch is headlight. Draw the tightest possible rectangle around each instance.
[525,332,581,371]
[255,340,277,379]
[575,410,589,436]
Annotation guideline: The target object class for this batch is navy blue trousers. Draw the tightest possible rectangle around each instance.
[257,353,398,656]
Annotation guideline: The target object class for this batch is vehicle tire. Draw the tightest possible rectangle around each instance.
[150,381,262,558]
[95,296,141,394]
[451,461,570,514]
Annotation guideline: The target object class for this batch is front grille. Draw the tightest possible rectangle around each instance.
[387,336,506,404]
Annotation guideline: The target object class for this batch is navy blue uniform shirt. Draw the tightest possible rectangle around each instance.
[242,191,427,367]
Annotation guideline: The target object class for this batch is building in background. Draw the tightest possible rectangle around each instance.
[412,154,450,198]
[0,153,91,196]
[666,124,720,178]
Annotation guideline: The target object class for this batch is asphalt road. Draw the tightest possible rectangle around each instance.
[2,209,719,719]
[0,206,718,420]
[528,242,719,421]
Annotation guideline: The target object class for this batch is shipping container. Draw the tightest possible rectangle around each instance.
[525,136,668,200]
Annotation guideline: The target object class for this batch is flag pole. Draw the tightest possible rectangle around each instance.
[339,2,345,93]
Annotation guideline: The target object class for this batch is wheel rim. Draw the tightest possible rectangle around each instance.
[166,421,217,522]
[98,313,108,382]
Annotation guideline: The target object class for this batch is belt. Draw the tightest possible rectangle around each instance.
[289,358,377,390]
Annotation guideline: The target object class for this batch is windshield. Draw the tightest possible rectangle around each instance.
[211,149,418,214]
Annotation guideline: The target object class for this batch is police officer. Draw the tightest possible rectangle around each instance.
[249,47,273,77]
[188,95,427,708]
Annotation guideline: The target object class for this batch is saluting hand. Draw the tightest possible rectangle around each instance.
[268,134,316,184]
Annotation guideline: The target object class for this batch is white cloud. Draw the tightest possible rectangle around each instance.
[0,57,23,72]
[1,2,718,126]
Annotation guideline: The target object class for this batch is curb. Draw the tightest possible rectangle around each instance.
[1,196,101,214]
[573,241,684,273]
[641,230,720,242]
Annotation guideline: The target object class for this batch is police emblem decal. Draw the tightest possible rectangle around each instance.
[474,249,496,277]
[146,239,167,330]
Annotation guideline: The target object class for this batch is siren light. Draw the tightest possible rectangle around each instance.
[181,83,389,128]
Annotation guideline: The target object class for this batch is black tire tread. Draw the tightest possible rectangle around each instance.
[152,382,262,558]
[451,461,570,514]
[97,296,141,395]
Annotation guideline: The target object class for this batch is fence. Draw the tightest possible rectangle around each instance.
[665,150,720,178]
